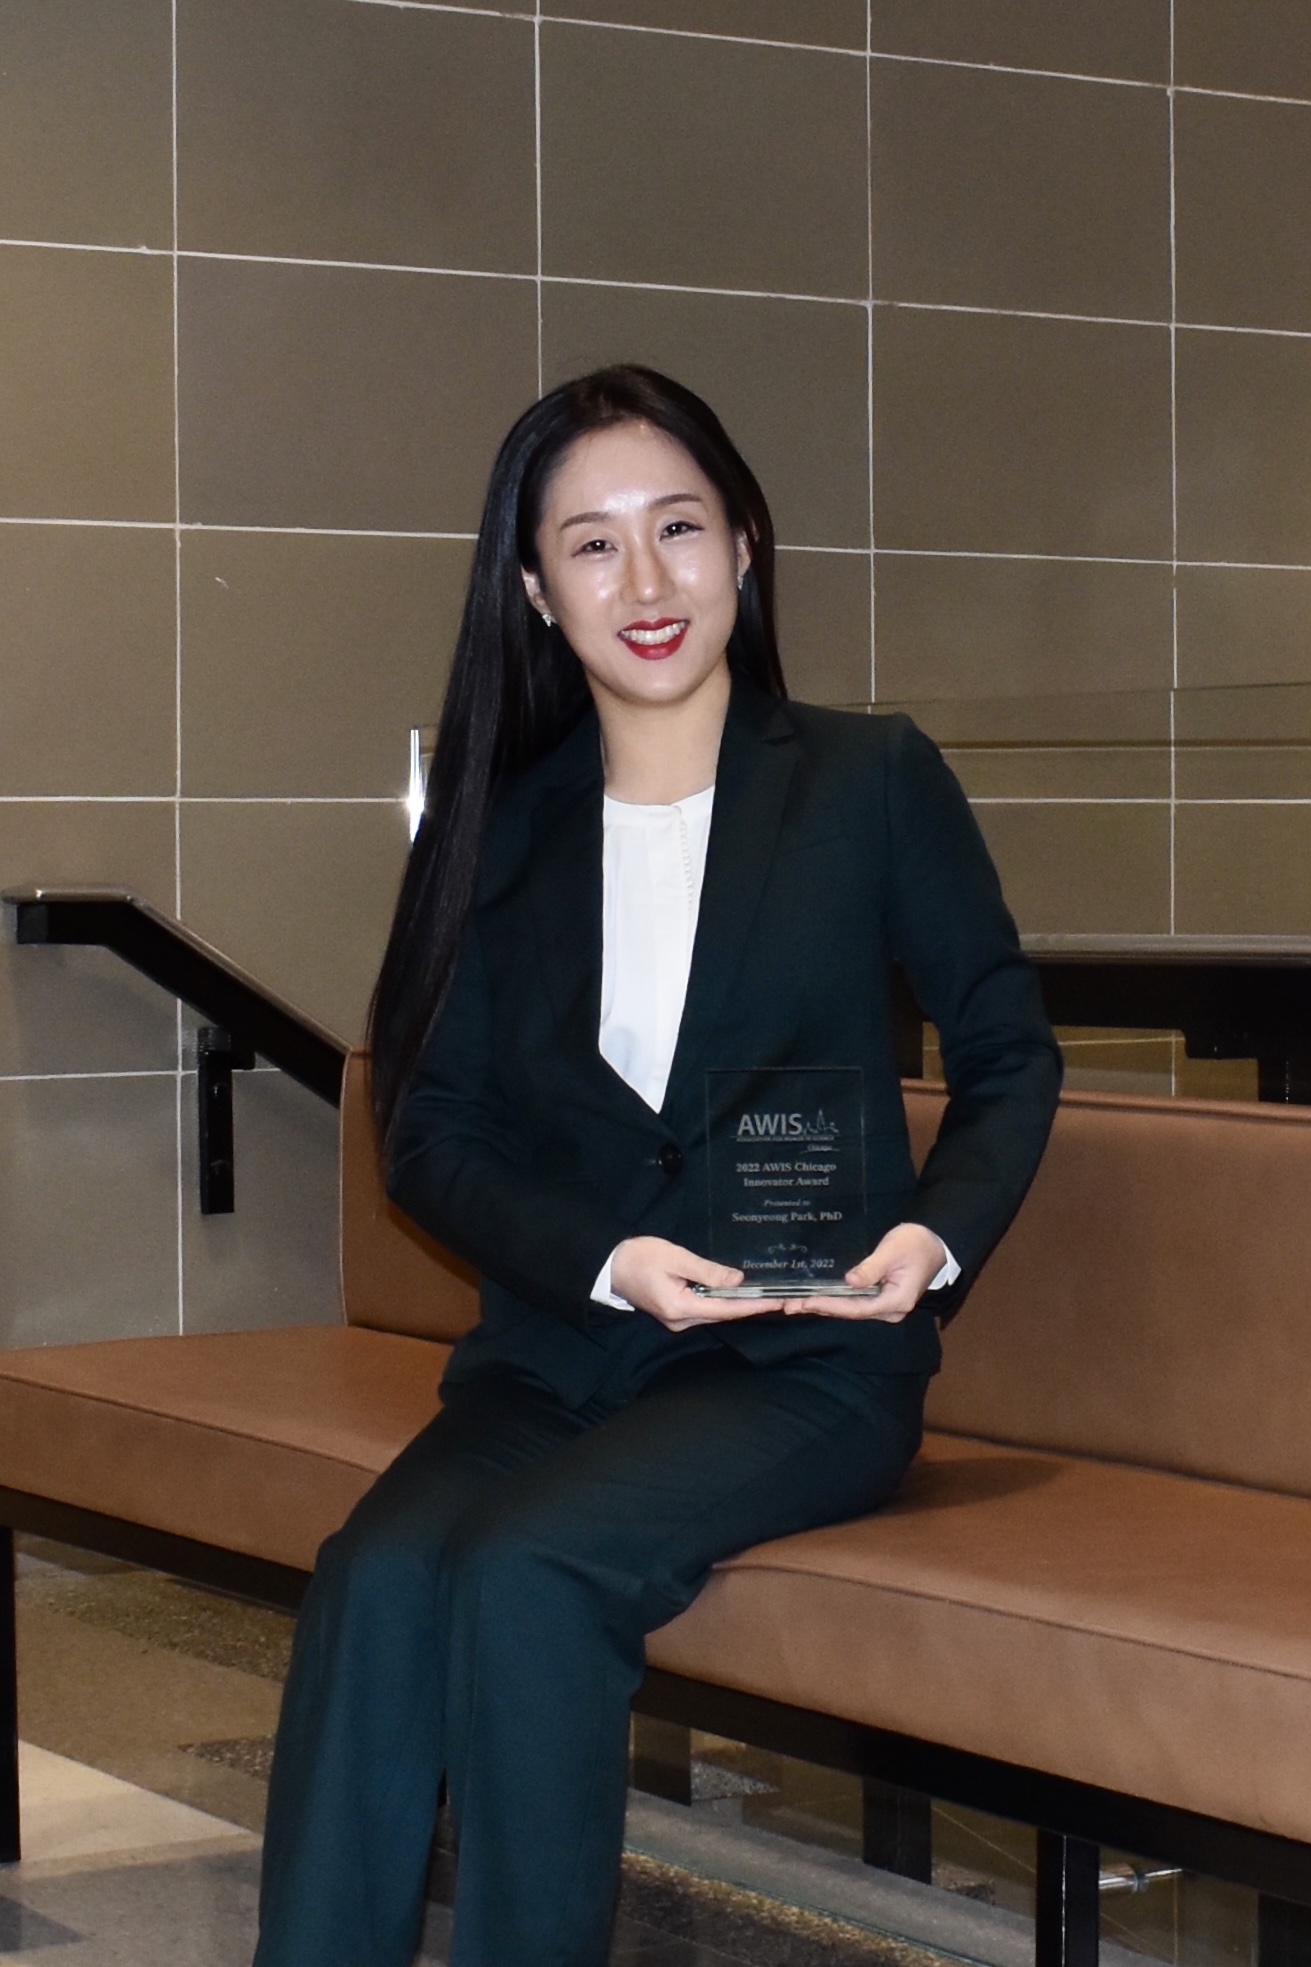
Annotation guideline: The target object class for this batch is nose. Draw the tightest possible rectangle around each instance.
[623,535,668,607]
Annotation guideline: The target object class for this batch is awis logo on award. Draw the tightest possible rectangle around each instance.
[734,1109,839,1144]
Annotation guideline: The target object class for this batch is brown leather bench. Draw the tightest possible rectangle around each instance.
[2,1056,1310,1963]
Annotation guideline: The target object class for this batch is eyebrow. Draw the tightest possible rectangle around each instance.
[558,491,707,532]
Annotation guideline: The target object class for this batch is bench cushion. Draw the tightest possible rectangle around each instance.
[4,1325,1308,1841]
[0,1327,447,1571]
[647,1431,1311,1844]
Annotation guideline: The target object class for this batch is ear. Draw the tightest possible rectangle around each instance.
[521,566,546,613]
[734,531,751,584]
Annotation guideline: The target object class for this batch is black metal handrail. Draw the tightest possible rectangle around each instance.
[9,892,1311,1209]
[1030,935,1311,1104]
[898,934,1311,1104]
[3,888,350,1212]
[4,888,347,1100]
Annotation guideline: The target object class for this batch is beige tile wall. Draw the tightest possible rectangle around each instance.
[1,0,1308,1344]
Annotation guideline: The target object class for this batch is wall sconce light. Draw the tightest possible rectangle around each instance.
[407,726,436,841]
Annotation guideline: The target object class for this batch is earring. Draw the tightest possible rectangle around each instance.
[540,607,556,629]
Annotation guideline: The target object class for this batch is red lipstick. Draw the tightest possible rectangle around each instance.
[618,617,689,659]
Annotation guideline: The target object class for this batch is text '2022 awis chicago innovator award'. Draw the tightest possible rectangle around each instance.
[700,1068,871,1296]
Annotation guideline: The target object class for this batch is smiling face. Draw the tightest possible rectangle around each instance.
[522,420,749,718]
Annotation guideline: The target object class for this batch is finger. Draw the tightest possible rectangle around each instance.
[685,1292,784,1321]
[853,1276,918,1314]
[676,1254,746,1289]
[783,1293,912,1321]
[844,1258,890,1291]
[647,1276,766,1324]
[675,1283,784,1322]
[846,1229,922,1287]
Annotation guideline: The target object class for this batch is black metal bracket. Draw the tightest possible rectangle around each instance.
[1036,1830,1101,1967]
[1260,1893,1311,1967]
[863,1775,933,1880]
[631,1714,693,1806]
[197,1027,256,1215]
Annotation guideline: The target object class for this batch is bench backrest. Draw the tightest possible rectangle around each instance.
[913,1084,1311,1500]
[340,1051,480,1342]
[338,1051,1311,1500]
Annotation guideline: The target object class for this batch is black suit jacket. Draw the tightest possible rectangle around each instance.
[390,681,1063,1407]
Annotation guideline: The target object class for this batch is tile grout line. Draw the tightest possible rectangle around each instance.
[9,234,1311,342]
[545,24,1149,82]
[963,797,1311,807]
[178,521,482,539]
[0,519,483,539]
[865,0,877,703]
[171,0,186,1339]
[1178,81,1311,109]
[968,797,1171,806]
[356,3,869,58]
[190,248,537,281]
[879,549,1311,571]
[1058,1036,1189,1050]
[0,796,409,805]
[351,0,1311,105]
[776,544,869,556]
[549,269,863,309]
[170,0,182,887]
[1168,0,1179,958]
[534,1,544,395]
[0,1071,183,1086]
[352,0,530,17]
[16,791,1311,806]
[7,515,1311,574]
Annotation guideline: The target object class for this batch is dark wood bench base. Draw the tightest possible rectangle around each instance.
[629,1715,935,1882]
[4,1499,1310,1967]
[0,1492,308,1867]
[632,1667,1311,1967]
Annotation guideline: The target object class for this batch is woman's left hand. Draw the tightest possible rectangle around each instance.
[781,1223,948,1323]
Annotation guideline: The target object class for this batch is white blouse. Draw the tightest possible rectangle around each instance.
[598,784,716,1113]
[588,785,957,1307]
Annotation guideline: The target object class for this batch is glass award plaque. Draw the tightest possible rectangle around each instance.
[699,1068,873,1297]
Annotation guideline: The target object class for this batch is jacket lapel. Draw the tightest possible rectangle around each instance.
[660,684,797,1114]
[522,683,798,1128]
[524,714,663,1129]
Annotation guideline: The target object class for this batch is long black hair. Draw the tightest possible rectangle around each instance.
[368,364,787,1147]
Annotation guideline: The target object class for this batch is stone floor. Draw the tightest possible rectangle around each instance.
[1,1539,1259,1966]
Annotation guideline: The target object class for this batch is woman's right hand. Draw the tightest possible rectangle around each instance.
[610,1237,782,1331]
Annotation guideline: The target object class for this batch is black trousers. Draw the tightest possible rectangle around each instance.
[253,1335,928,1967]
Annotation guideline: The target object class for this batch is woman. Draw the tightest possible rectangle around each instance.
[255,366,1062,1967]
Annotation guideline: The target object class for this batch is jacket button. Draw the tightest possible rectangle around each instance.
[657,1143,684,1176]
